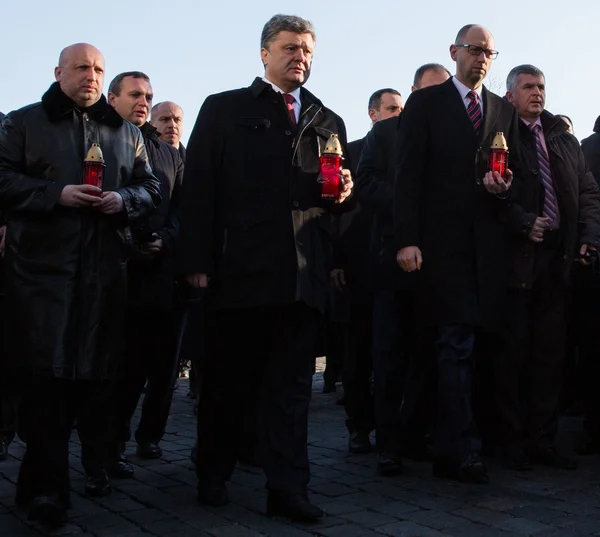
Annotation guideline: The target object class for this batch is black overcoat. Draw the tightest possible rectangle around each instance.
[394,78,522,329]
[179,77,351,314]
[0,83,161,379]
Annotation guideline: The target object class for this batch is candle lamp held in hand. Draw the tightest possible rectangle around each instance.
[489,132,509,180]
[318,134,343,200]
[83,143,105,196]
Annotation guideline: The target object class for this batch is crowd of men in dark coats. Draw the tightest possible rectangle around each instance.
[1,12,600,531]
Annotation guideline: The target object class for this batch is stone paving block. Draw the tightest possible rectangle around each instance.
[497,516,553,535]
[309,482,356,497]
[451,505,516,526]
[204,525,264,537]
[402,508,477,532]
[507,504,570,524]
[339,509,397,527]
[317,522,384,537]
[124,507,176,525]
[371,500,422,517]
[320,500,365,516]
[374,520,448,537]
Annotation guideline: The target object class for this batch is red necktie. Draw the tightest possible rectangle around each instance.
[283,93,297,128]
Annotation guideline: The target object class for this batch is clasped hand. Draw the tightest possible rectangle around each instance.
[483,169,513,195]
[59,184,123,214]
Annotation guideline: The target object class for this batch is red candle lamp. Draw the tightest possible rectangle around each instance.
[318,134,343,200]
[489,132,509,180]
[83,143,105,196]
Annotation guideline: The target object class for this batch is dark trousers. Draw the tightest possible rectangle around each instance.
[371,289,413,454]
[196,302,320,494]
[495,248,566,449]
[434,325,480,462]
[113,304,179,446]
[571,281,600,439]
[343,302,374,434]
[0,394,18,446]
[17,377,113,506]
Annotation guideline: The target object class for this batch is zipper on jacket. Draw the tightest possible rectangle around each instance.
[292,105,321,163]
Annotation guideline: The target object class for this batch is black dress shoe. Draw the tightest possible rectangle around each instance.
[433,453,489,484]
[136,441,163,459]
[28,495,67,528]
[197,483,230,506]
[500,446,532,471]
[528,445,578,470]
[0,441,7,461]
[85,471,112,497]
[106,455,135,479]
[377,453,403,476]
[349,432,371,454]
[266,493,324,522]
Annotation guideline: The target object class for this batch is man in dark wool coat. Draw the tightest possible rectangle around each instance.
[394,24,523,485]
[0,43,161,527]
[179,14,353,523]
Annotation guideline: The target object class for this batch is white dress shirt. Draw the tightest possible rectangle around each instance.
[452,76,484,115]
[262,78,302,123]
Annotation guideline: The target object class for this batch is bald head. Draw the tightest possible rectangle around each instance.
[55,43,105,108]
[450,24,496,89]
[150,101,184,147]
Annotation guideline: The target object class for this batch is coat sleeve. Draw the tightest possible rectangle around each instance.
[0,111,64,212]
[156,151,183,256]
[115,130,162,225]
[329,114,356,215]
[498,108,538,234]
[178,94,222,276]
[575,140,600,248]
[357,120,393,215]
[581,136,600,185]
[394,91,428,249]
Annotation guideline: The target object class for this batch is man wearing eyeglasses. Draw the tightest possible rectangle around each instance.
[394,24,522,484]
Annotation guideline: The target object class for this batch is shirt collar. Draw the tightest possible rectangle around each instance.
[452,76,483,101]
[521,117,543,129]
[262,78,302,105]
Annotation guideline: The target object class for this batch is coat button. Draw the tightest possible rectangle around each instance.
[292,200,300,208]
[285,130,292,136]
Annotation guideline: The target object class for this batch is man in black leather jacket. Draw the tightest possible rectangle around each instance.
[107,71,183,472]
[0,44,161,527]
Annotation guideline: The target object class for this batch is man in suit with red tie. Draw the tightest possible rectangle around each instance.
[179,14,353,522]
[496,65,600,470]
[394,24,521,484]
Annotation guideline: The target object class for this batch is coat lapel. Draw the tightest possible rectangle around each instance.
[480,86,500,146]
[439,79,478,141]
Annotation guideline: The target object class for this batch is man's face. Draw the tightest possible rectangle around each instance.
[450,27,495,88]
[109,76,153,126]
[55,44,105,108]
[150,102,184,146]
[413,69,450,91]
[369,93,404,123]
[261,31,315,92]
[506,74,546,120]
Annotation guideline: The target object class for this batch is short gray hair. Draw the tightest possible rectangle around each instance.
[260,14,316,49]
[506,64,545,91]
[108,71,150,96]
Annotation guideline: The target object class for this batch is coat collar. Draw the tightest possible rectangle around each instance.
[41,82,123,128]
[140,121,160,146]
[249,77,323,110]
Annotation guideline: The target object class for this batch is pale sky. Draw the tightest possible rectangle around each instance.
[2,1,598,143]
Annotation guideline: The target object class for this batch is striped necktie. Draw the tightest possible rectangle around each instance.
[467,91,483,136]
[531,124,559,229]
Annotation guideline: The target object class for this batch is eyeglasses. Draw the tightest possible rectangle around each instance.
[455,44,499,60]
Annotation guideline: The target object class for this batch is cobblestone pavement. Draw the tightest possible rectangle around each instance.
[2,359,600,536]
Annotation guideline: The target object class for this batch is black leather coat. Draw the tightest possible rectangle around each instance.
[0,83,161,379]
